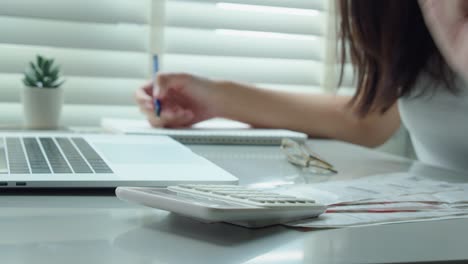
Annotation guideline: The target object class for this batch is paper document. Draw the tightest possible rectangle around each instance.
[101,118,307,145]
[277,173,463,205]
[287,210,468,228]
[274,173,468,228]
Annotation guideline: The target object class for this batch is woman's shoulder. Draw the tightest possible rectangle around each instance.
[409,72,468,99]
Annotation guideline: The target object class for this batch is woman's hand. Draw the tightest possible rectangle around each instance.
[419,0,468,80]
[134,73,220,127]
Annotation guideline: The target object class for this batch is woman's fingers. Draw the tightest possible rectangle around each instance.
[134,81,154,106]
[146,107,195,128]
[138,73,206,128]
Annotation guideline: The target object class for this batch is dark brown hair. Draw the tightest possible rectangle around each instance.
[337,0,455,116]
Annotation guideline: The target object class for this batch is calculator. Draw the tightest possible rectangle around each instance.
[116,185,326,228]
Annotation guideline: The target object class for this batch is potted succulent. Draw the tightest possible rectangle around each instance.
[21,55,65,129]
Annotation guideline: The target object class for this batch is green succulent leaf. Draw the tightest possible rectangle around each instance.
[22,75,37,87]
[30,62,42,77]
[24,55,65,88]
[49,66,60,79]
[43,59,53,75]
[37,55,44,68]
[51,79,66,88]
[24,67,37,80]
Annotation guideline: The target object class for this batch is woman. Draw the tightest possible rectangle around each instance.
[135,0,468,171]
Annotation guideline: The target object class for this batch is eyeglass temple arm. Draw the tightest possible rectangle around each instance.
[301,144,335,168]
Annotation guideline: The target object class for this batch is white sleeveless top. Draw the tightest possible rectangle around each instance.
[399,75,468,172]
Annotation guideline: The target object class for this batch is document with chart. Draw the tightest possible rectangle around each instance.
[275,172,468,228]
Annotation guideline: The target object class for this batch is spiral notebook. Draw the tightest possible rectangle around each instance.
[101,118,307,145]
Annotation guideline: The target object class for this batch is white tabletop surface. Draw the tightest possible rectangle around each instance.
[1,139,468,264]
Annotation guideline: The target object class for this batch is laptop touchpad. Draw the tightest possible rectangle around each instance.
[94,143,198,164]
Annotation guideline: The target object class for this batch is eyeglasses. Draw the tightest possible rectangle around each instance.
[280,138,337,175]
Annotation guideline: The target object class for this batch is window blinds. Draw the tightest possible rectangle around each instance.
[0,0,151,126]
[0,0,349,125]
[161,0,332,94]
[0,0,409,157]
[161,0,410,157]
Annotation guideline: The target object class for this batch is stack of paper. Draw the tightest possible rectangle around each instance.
[274,173,468,228]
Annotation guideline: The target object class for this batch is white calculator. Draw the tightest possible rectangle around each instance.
[116,185,326,228]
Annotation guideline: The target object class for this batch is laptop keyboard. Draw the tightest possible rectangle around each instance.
[2,137,113,174]
[24,138,52,174]
[5,138,30,174]
[55,138,93,173]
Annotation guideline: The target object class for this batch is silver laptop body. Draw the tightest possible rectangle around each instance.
[0,132,238,188]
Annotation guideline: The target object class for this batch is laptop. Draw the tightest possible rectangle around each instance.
[0,132,238,188]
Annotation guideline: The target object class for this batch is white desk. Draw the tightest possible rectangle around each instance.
[1,140,467,264]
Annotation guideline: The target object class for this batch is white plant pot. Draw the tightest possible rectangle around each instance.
[21,86,64,129]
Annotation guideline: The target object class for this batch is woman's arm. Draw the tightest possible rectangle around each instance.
[214,81,401,147]
[135,73,401,147]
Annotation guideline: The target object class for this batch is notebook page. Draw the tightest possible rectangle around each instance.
[101,118,307,145]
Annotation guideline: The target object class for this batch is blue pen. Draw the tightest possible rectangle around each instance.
[154,99,162,117]
[153,55,162,117]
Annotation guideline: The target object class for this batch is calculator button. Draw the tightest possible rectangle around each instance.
[230,194,261,199]
[250,200,267,204]
[177,185,196,189]
[212,190,242,195]
[275,195,300,199]
[195,188,212,192]
[249,198,281,203]
[298,200,316,204]
[169,185,319,208]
